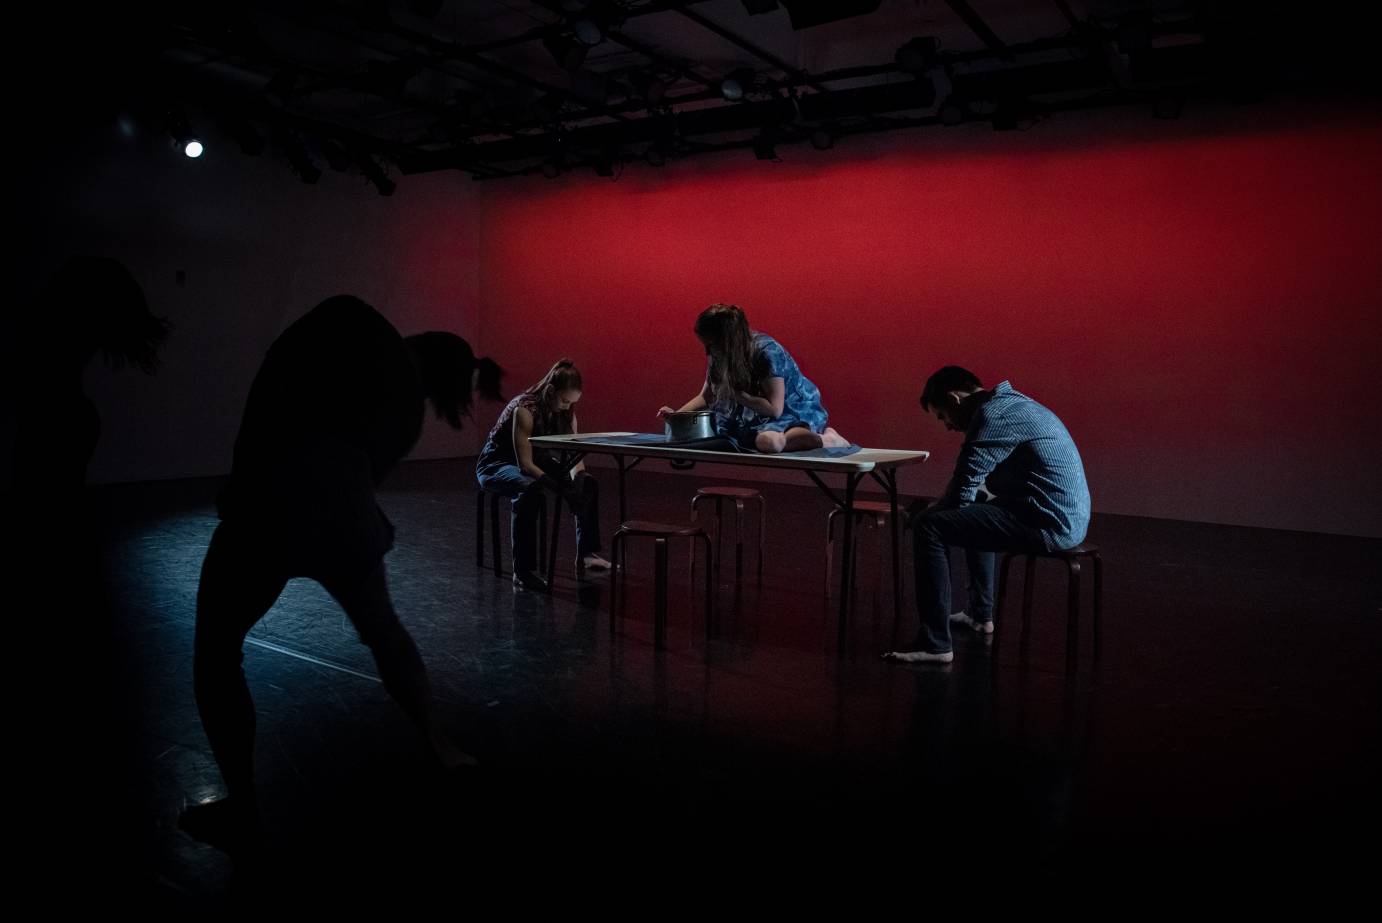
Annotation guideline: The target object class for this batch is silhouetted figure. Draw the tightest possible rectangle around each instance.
[5,255,170,515]
[181,295,501,855]
[3,256,169,897]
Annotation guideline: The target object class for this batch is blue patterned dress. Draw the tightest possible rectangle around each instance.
[706,333,830,449]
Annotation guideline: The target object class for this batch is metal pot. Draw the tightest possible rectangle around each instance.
[663,410,715,442]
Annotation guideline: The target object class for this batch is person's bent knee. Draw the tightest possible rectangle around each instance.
[193,639,245,690]
[911,512,947,545]
[755,431,786,453]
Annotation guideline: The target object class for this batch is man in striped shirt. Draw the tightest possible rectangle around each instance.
[887,366,1090,664]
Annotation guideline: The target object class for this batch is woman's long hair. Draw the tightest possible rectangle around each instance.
[523,358,582,435]
[41,256,172,373]
[695,303,764,402]
[407,331,504,429]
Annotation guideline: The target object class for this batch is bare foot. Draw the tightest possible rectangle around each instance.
[821,427,849,448]
[179,797,264,856]
[511,570,549,592]
[428,725,480,769]
[949,610,995,634]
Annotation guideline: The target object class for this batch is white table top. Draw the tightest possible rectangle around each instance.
[528,432,930,473]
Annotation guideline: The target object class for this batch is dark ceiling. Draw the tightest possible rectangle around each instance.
[24,1,1379,189]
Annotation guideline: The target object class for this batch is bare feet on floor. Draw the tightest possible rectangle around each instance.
[428,725,480,770]
[950,610,995,634]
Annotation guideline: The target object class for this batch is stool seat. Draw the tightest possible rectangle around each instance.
[695,486,762,499]
[995,541,1103,675]
[824,497,913,600]
[619,520,706,537]
[1031,542,1100,558]
[845,500,895,515]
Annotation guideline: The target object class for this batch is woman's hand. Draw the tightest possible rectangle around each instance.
[661,394,708,418]
[737,378,784,418]
[734,391,775,417]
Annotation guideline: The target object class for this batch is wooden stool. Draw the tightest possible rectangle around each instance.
[692,486,765,583]
[994,542,1103,675]
[825,500,897,600]
[475,486,545,578]
[610,520,713,648]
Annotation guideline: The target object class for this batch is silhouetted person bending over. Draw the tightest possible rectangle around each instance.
[182,295,501,855]
[5,255,170,521]
[4,256,169,894]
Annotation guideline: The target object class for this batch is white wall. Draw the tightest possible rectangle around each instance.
[27,126,487,484]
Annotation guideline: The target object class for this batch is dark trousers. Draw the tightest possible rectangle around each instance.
[911,502,1046,653]
[476,460,602,573]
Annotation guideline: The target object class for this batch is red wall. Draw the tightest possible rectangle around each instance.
[476,103,1382,536]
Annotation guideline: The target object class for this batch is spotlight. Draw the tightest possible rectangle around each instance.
[720,68,756,101]
[573,18,604,46]
[167,112,204,159]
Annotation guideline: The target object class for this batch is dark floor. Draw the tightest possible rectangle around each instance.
[32,458,1382,904]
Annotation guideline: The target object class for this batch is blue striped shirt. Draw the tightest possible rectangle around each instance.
[936,381,1090,551]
